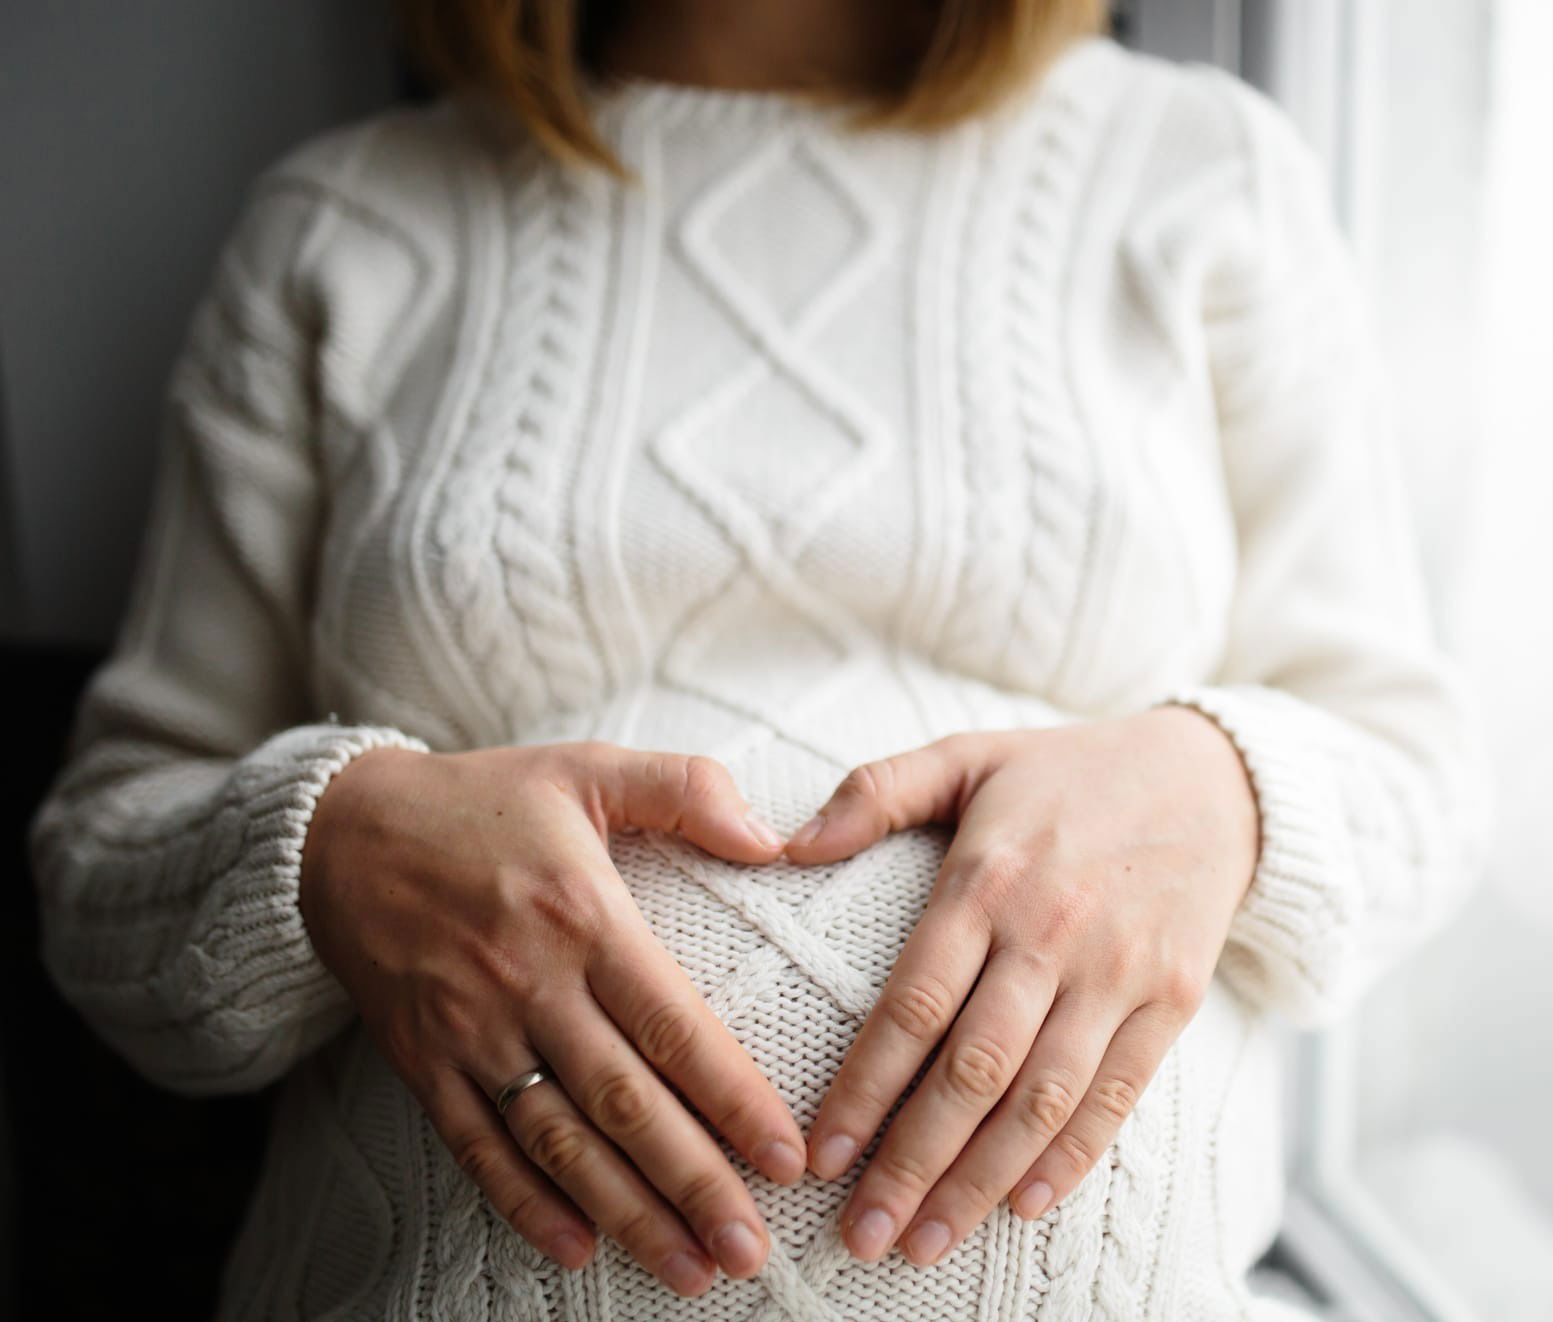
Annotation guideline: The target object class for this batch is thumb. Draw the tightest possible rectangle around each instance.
[782,736,982,865]
[599,747,786,864]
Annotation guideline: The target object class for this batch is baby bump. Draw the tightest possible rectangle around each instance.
[284,804,1253,1320]
[585,825,1188,1319]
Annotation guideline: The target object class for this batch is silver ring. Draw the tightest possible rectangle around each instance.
[495,1067,553,1117]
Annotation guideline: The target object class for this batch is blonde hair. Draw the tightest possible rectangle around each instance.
[394,0,1111,179]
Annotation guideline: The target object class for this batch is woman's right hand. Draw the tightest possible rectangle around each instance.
[297,739,803,1297]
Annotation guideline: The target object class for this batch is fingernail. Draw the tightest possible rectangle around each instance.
[1012,1180,1054,1220]
[812,1132,858,1179]
[753,1137,806,1184]
[550,1230,593,1269]
[660,1249,712,1296]
[903,1218,951,1265]
[743,812,784,851]
[712,1221,764,1277]
[787,813,826,850]
[847,1206,895,1260]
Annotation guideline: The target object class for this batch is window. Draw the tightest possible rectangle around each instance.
[1123,3,1551,1316]
[1234,3,1553,1318]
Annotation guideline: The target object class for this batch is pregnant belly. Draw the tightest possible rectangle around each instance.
[578,823,1187,1320]
[288,769,1270,1321]
[241,668,1277,1321]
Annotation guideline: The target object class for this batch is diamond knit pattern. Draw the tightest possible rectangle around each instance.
[26,33,1489,1322]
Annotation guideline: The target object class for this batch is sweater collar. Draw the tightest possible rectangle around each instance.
[579,31,1121,138]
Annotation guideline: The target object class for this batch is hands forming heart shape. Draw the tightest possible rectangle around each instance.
[299,705,1258,1298]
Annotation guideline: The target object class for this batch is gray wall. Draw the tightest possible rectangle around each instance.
[1119,0,1243,70]
[0,1,398,646]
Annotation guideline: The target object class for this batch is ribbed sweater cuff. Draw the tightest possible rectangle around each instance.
[1152,684,1359,1025]
[212,721,435,1041]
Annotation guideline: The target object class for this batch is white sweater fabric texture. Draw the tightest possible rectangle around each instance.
[29,32,1489,1322]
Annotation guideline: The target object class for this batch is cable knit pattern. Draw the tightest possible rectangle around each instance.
[944,83,1098,695]
[430,148,609,731]
[28,32,1487,1321]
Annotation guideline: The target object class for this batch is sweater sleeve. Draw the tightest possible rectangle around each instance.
[1153,73,1493,1029]
[26,159,433,1096]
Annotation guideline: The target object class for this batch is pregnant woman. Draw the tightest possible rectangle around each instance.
[28,0,1487,1317]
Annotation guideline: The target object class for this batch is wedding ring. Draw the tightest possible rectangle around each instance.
[495,1066,553,1116]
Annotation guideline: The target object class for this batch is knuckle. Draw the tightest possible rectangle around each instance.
[587,1069,657,1138]
[952,1169,1006,1214]
[932,731,972,758]
[425,986,478,1045]
[952,845,1028,912]
[1050,1128,1099,1174]
[940,1037,1015,1106]
[997,943,1057,987]
[706,1085,761,1138]
[1093,934,1144,988]
[1157,965,1208,1015]
[550,740,615,782]
[679,755,727,807]
[673,1166,727,1220]
[839,760,888,806]
[455,1132,512,1189]
[378,1020,422,1078]
[634,1001,700,1073]
[527,1113,589,1176]
[1018,1071,1082,1138]
[530,877,607,945]
[1089,1075,1141,1124]
[498,1182,545,1234]
[612,1205,662,1251]
[876,1143,937,1195]
[833,1067,894,1114]
[573,739,617,766]
[882,975,957,1043]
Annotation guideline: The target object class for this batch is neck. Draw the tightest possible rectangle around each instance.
[591,0,934,93]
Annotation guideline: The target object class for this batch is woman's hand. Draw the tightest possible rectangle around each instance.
[298,740,806,1297]
[784,707,1260,1265]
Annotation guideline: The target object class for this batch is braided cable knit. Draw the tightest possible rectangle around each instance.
[27,32,1488,1322]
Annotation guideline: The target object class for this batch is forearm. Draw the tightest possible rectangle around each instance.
[30,719,431,1095]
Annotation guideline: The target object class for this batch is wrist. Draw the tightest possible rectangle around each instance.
[299,744,421,927]
[1144,704,1261,902]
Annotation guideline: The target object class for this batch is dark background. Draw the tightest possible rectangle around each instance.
[4,645,272,1319]
[2,7,410,1314]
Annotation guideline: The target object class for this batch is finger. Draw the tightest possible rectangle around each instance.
[527,994,776,1282]
[599,745,786,862]
[587,910,808,1187]
[1006,1003,1176,1227]
[806,899,989,1183]
[417,1064,596,1271]
[894,990,1113,1261]
[783,736,982,864]
[835,946,1057,1261]
[474,1040,722,1298]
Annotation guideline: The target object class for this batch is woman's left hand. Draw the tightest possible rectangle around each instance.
[782,706,1260,1266]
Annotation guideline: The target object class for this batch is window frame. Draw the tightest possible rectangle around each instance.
[1279,1024,1481,1321]
[1251,3,1484,1316]
[1123,3,1495,1318]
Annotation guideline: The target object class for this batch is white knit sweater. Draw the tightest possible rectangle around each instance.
[28,32,1488,1321]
